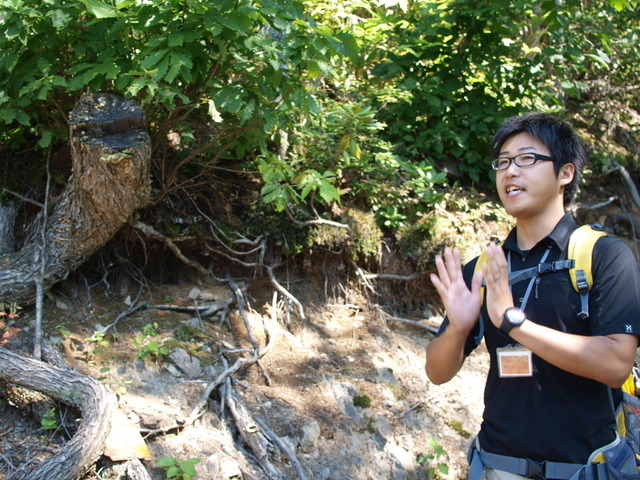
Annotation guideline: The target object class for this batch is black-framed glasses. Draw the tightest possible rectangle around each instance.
[491,153,554,171]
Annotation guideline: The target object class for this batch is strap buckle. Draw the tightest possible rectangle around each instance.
[575,269,589,294]
[526,458,547,480]
[537,263,555,275]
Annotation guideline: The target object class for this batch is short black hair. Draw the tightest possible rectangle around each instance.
[491,112,588,206]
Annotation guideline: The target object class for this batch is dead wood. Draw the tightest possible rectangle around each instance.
[253,416,308,480]
[125,459,152,480]
[612,161,640,209]
[0,92,151,306]
[225,386,280,480]
[130,220,209,275]
[0,347,117,480]
[140,288,290,480]
[386,316,439,334]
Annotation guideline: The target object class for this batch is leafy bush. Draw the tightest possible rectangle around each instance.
[0,0,357,160]
[258,99,447,235]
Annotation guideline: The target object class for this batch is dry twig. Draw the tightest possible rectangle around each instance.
[386,316,439,334]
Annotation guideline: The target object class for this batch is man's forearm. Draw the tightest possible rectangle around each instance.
[425,325,469,385]
[509,320,638,388]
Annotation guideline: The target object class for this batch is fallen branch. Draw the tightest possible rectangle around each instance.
[386,316,439,334]
[130,220,209,275]
[225,385,280,480]
[285,205,352,231]
[361,272,429,281]
[254,416,308,480]
[101,287,148,333]
[152,290,277,432]
[573,195,618,211]
[612,162,640,209]
[397,400,425,419]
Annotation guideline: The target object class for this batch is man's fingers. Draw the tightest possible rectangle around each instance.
[430,273,446,298]
[443,247,462,282]
[434,254,451,289]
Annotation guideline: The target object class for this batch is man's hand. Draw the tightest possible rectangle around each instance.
[430,247,482,335]
[482,242,514,329]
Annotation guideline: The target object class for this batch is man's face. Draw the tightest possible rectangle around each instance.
[495,132,571,221]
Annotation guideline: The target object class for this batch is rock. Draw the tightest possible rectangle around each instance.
[385,442,415,471]
[169,347,202,378]
[299,421,320,453]
[188,287,218,301]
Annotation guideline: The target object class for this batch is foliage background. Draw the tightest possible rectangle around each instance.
[0,0,639,271]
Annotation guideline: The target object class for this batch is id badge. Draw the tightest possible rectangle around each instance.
[497,346,533,377]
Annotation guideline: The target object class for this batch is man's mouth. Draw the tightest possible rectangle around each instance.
[506,186,524,194]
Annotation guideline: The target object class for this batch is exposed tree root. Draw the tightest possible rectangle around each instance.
[0,347,117,480]
[134,285,306,479]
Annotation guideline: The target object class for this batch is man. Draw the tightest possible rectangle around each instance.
[426,112,640,480]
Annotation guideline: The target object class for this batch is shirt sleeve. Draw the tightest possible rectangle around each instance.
[589,236,640,340]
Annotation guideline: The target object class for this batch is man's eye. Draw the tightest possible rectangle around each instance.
[498,158,510,168]
[518,154,536,164]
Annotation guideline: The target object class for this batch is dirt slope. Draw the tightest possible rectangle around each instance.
[0,272,489,480]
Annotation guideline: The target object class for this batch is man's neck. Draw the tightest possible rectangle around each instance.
[515,209,566,251]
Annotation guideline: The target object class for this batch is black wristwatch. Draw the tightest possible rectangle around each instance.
[500,307,526,335]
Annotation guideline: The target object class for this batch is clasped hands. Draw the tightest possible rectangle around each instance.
[430,243,514,332]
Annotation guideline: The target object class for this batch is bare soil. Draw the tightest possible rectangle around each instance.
[0,268,489,480]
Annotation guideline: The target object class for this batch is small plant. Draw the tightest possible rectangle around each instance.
[417,438,449,479]
[446,419,471,438]
[156,456,201,480]
[353,393,371,408]
[0,301,21,320]
[134,322,170,360]
[342,365,354,375]
[55,323,71,336]
[110,378,133,397]
[85,330,109,355]
[40,407,60,432]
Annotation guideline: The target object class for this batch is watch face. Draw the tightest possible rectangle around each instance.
[506,308,526,324]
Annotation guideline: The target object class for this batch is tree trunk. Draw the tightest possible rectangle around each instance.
[0,92,151,305]
[0,346,117,480]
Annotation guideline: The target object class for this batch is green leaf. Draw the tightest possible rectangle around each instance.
[180,459,201,476]
[168,32,184,47]
[37,130,53,149]
[141,49,170,71]
[156,457,177,468]
[215,10,253,33]
[318,180,340,204]
[239,99,255,125]
[166,465,179,478]
[81,0,117,18]
[608,0,627,11]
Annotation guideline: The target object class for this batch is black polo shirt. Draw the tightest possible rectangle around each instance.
[436,213,640,464]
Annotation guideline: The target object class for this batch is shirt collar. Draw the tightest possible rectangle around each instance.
[503,212,577,254]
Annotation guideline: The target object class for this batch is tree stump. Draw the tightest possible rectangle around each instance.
[0,92,152,305]
[0,346,117,480]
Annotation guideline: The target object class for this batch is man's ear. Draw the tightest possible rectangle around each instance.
[559,163,575,186]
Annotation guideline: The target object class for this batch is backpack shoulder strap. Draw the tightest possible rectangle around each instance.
[567,224,607,319]
[475,242,503,306]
